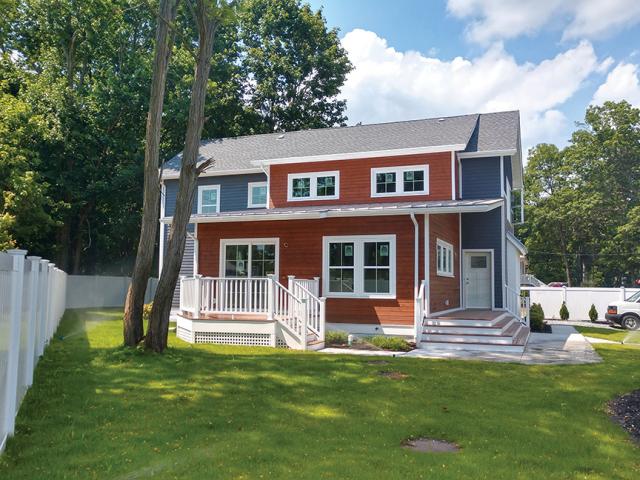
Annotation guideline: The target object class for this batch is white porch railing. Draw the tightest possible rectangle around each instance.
[520,295,531,327]
[289,276,320,297]
[179,275,325,349]
[505,285,521,320]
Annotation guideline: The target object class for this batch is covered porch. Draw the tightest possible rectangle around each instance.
[176,275,326,350]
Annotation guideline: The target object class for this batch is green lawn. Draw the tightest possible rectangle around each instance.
[575,325,630,342]
[1,309,639,479]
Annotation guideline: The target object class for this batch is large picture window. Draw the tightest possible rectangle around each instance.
[436,239,454,277]
[371,165,429,197]
[288,171,340,201]
[220,239,278,278]
[197,185,220,214]
[323,235,396,298]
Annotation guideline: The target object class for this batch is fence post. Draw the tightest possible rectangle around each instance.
[37,259,50,357]
[3,249,26,437]
[562,286,567,303]
[267,275,275,321]
[46,264,55,340]
[621,286,626,301]
[25,256,41,387]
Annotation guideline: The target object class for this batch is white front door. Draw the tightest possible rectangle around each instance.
[464,252,492,308]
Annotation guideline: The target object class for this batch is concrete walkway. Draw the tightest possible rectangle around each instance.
[320,325,603,365]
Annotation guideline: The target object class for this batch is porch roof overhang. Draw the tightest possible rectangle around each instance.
[160,198,503,224]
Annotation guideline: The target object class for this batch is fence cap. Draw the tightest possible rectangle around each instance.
[26,255,42,261]
[6,248,27,256]
[39,259,50,265]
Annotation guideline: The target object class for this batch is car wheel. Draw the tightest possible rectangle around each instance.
[622,315,640,330]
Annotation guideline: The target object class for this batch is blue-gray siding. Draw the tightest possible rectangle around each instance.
[460,157,501,199]
[164,173,268,216]
[461,209,503,308]
[162,223,196,308]
[503,155,512,190]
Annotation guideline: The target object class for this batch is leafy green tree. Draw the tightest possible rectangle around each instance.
[239,0,352,132]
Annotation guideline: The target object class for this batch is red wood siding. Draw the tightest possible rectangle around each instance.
[429,213,460,313]
[269,152,454,208]
[197,215,424,326]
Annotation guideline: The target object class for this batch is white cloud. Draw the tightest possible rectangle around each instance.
[446,0,640,44]
[340,29,603,150]
[592,63,640,107]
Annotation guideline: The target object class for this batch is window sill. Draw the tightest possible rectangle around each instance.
[436,272,455,278]
[370,191,429,198]
[247,205,267,209]
[287,196,339,202]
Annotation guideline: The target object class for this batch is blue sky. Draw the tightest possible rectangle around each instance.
[308,0,640,155]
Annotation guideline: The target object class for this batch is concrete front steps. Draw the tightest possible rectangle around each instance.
[419,312,530,353]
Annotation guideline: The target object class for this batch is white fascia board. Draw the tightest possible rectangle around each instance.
[161,167,264,180]
[159,201,502,225]
[506,231,527,255]
[250,144,468,167]
[457,149,517,159]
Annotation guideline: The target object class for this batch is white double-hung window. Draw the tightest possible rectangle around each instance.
[288,171,339,201]
[197,185,220,214]
[248,181,268,208]
[323,235,396,298]
[436,239,454,277]
[371,165,429,197]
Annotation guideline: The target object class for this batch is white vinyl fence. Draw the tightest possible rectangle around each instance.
[523,286,640,321]
[66,275,157,308]
[0,249,67,454]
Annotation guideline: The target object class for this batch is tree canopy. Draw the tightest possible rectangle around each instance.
[519,101,640,287]
[0,0,351,273]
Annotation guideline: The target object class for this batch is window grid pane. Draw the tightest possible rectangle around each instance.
[251,185,267,206]
[316,176,336,197]
[292,178,311,198]
[403,170,424,192]
[376,172,396,193]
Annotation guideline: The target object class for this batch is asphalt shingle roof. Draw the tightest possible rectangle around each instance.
[162,111,520,177]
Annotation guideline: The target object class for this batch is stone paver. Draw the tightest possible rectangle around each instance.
[320,325,603,365]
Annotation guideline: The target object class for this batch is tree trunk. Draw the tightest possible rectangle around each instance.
[146,0,219,352]
[123,0,180,347]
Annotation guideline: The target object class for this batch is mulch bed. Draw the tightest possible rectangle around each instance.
[608,389,640,443]
[378,370,409,380]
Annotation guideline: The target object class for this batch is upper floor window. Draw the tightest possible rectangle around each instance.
[288,171,339,201]
[248,181,268,208]
[198,185,220,214]
[371,165,429,197]
[436,239,454,277]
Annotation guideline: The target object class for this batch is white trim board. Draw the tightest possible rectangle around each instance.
[287,170,340,201]
[162,167,264,180]
[251,144,467,166]
[247,181,268,208]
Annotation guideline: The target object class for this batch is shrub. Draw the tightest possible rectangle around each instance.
[364,335,412,352]
[325,330,348,346]
[143,303,153,323]
[588,304,598,322]
[529,303,545,332]
[560,302,570,321]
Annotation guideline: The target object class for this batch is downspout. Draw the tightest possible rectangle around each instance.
[410,213,419,335]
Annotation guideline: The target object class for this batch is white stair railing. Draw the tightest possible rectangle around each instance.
[289,279,325,342]
[520,295,531,327]
[505,285,521,320]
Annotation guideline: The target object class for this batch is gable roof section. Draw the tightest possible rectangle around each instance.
[162,111,521,178]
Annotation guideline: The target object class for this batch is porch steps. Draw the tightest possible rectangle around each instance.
[419,312,530,353]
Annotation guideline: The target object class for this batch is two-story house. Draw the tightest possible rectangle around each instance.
[160,111,528,351]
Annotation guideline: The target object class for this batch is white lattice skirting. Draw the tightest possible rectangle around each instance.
[194,332,272,346]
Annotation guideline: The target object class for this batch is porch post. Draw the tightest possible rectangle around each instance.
[300,298,308,351]
[313,277,320,297]
[319,296,326,343]
[287,275,295,290]
[267,274,275,320]
[194,274,201,317]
